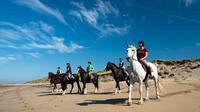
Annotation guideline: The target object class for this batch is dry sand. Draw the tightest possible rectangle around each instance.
[0,80,200,112]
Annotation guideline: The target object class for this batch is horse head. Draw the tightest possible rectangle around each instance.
[105,62,118,71]
[105,62,111,71]
[77,66,85,75]
[126,44,137,62]
[48,72,54,79]
[48,72,55,85]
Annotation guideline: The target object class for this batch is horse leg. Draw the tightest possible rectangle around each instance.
[114,83,118,95]
[62,82,67,95]
[69,83,74,94]
[117,81,121,94]
[52,84,56,93]
[138,80,144,104]
[84,83,87,94]
[55,84,59,93]
[127,79,133,106]
[81,83,85,94]
[95,77,99,93]
[82,82,87,94]
[92,79,98,93]
[144,80,150,101]
[125,79,130,86]
[154,77,160,99]
[76,81,81,93]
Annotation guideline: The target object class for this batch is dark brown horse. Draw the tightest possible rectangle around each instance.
[48,72,62,92]
[60,73,82,95]
[105,62,130,94]
[77,66,99,94]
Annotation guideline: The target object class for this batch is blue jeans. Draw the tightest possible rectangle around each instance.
[140,60,149,67]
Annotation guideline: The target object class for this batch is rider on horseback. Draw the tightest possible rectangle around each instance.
[66,63,73,79]
[87,61,94,79]
[137,41,152,79]
[119,57,128,80]
[57,67,61,75]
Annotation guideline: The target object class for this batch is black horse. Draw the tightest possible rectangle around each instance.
[77,66,99,94]
[60,73,82,95]
[105,62,130,94]
[48,72,62,92]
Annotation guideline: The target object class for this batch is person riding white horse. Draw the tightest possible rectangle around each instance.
[126,44,160,106]
[137,41,152,81]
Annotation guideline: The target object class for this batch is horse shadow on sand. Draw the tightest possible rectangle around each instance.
[36,90,80,96]
[77,98,144,106]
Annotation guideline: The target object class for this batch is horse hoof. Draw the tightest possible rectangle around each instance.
[138,100,144,105]
[156,96,160,100]
[94,88,98,93]
[127,101,132,106]
[144,97,149,101]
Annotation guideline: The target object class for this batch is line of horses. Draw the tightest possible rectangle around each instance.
[48,63,128,95]
[48,45,162,106]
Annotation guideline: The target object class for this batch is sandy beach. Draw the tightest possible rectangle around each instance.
[0,80,200,112]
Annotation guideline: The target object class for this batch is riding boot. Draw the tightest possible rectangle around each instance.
[148,67,153,78]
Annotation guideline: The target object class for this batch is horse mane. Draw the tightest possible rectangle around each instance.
[79,67,86,73]
[108,62,119,69]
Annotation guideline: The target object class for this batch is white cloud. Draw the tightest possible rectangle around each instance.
[96,0,119,17]
[70,0,129,37]
[16,0,68,25]
[0,21,53,43]
[25,52,40,59]
[70,2,99,27]
[99,24,129,37]
[28,37,84,53]
[0,29,22,40]
[70,11,83,22]
[0,21,85,54]
[0,56,16,63]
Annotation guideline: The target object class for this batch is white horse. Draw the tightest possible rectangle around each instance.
[126,45,160,106]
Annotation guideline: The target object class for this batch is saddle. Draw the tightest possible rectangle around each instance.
[139,62,151,74]
[139,61,152,82]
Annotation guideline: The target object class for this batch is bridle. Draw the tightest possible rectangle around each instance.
[127,47,138,62]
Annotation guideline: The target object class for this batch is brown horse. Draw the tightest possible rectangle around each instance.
[77,66,99,94]
[105,62,130,94]
[48,72,62,92]
[60,73,82,95]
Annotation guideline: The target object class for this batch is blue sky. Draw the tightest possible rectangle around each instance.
[0,0,200,83]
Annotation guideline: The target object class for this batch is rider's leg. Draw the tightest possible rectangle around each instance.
[141,60,152,74]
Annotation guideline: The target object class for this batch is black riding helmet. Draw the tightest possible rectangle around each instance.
[138,41,145,46]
